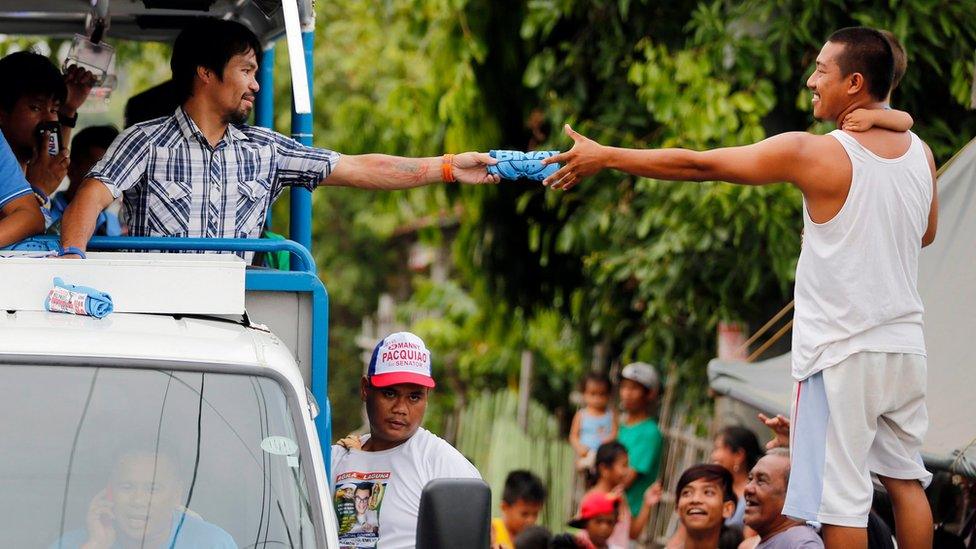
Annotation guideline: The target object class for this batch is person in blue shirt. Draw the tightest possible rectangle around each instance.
[49,125,123,235]
[52,450,236,549]
[0,131,44,246]
[0,51,96,202]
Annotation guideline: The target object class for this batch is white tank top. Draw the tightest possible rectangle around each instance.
[791,130,932,380]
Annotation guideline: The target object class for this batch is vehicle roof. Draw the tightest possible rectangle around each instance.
[0,0,313,44]
[0,310,306,387]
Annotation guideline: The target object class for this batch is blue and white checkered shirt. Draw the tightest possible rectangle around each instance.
[88,107,339,255]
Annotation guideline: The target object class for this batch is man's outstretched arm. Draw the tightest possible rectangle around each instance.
[0,194,45,247]
[541,124,810,190]
[59,178,115,255]
[322,152,499,189]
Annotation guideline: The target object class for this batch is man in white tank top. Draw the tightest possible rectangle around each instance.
[540,26,938,549]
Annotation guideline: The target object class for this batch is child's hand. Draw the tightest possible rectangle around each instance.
[337,433,363,450]
[758,413,790,450]
[842,109,875,132]
[643,481,663,507]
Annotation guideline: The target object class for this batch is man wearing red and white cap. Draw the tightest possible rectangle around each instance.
[331,332,481,549]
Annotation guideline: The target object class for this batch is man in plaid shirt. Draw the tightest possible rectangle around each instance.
[59,19,499,258]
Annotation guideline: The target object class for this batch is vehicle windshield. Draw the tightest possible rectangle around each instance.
[0,364,319,548]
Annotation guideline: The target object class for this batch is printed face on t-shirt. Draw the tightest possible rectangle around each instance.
[334,474,387,546]
[362,380,428,449]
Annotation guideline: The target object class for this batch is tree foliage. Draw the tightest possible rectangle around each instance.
[286,0,976,434]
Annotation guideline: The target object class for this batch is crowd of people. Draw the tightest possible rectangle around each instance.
[487,364,831,549]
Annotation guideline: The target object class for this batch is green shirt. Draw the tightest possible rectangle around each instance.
[618,416,663,516]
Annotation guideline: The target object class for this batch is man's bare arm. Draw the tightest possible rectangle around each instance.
[921,143,938,247]
[60,178,115,253]
[542,125,812,191]
[322,152,498,189]
[0,194,45,247]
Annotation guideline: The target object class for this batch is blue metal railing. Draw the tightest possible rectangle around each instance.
[8,235,316,273]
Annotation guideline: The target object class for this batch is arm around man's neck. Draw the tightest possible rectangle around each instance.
[60,178,115,253]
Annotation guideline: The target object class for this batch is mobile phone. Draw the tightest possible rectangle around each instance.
[36,121,62,156]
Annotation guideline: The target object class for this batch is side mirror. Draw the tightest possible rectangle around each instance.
[416,477,491,548]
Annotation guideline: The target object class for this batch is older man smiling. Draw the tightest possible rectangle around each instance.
[743,449,823,549]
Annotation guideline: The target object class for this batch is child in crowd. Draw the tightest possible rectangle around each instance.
[710,426,763,532]
[841,30,913,133]
[584,441,662,545]
[616,362,664,518]
[512,525,552,549]
[669,464,743,549]
[570,373,618,470]
[491,470,547,549]
[568,491,622,549]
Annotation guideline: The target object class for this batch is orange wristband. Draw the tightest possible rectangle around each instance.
[441,153,455,183]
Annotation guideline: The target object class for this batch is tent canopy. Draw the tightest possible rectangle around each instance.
[710,136,976,478]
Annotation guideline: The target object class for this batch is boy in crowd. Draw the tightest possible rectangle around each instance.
[48,125,122,234]
[671,464,742,549]
[616,362,664,518]
[0,51,95,201]
[491,470,548,549]
[568,491,622,549]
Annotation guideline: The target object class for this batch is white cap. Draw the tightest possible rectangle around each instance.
[620,362,659,391]
[368,332,435,388]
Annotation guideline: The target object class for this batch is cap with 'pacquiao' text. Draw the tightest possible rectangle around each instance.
[367,332,435,388]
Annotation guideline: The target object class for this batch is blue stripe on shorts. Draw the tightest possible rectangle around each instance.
[784,371,829,521]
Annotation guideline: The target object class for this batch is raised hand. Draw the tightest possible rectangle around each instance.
[27,140,69,197]
[82,488,117,549]
[841,109,875,132]
[62,65,98,115]
[758,412,791,450]
[452,152,500,185]
[643,481,663,507]
[541,124,610,190]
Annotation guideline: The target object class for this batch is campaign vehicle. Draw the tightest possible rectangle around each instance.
[0,2,489,547]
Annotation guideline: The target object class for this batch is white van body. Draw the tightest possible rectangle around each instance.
[0,254,340,548]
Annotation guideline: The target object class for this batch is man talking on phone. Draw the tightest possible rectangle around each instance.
[51,449,235,549]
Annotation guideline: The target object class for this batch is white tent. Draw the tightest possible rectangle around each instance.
[709,137,976,477]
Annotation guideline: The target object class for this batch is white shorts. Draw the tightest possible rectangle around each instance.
[783,352,932,528]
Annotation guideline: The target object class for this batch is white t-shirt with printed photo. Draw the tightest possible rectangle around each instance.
[331,427,481,548]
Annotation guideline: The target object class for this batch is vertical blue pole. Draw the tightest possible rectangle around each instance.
[289,31,314,256]
[256,45,275,128]
[291,28,330,467]
[256,46,276,228]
